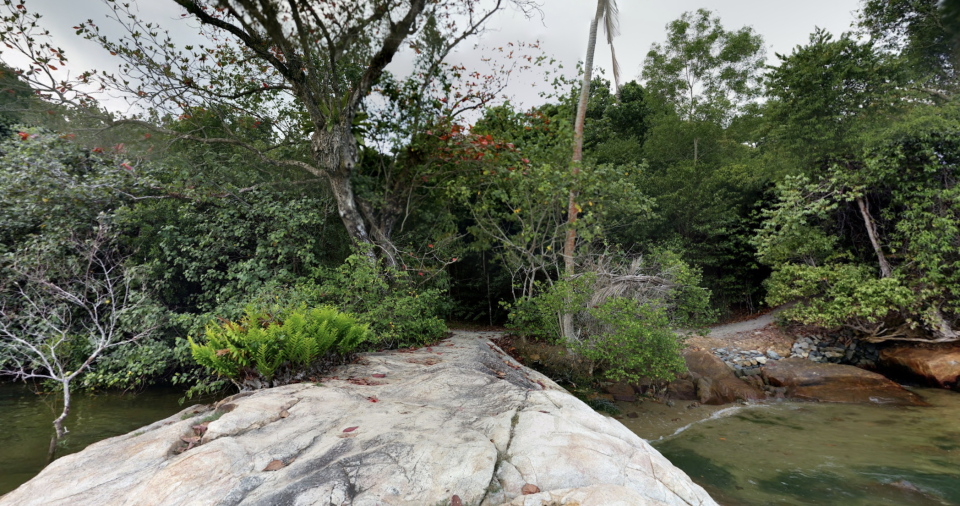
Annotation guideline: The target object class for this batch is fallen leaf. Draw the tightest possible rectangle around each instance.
[372,373,386,378]
[367,396,379,403]
[263,460,284,472]
[719,438,726,441]
[343,426,358,433]
[180,436,200,444]
[521,484,540,495]
[451,495,463,506]
[279,410,289,418]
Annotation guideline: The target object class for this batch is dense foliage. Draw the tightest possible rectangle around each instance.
[2,0,959,400]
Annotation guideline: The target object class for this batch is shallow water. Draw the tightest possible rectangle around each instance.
[0,383,193,495]
[618,388,960,506]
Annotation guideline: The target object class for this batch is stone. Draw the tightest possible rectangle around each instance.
[684,350,764,405]
[880,345,960,389]
[755,356,768,365]
[0,332,717,506]
[504,484,668,506]
[603,382,637,402]
[762,358,928,406]
[665,379,697,401]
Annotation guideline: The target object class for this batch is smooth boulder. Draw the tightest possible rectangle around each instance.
[0,331,717,506]
[880,345,960,389]
[763,358,927,405]
[682,350,764,405]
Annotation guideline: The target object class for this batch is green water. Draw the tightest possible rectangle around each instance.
[0,383,192,496]
[619,388,960,506]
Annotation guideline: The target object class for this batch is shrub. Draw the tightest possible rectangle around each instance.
[188,305,370,386]
[299,249,450,348]
[579,298,686,383]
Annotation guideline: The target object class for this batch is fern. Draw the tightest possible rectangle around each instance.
[189,304,372,383]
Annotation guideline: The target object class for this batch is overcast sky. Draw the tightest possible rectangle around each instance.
[7,0,863,110]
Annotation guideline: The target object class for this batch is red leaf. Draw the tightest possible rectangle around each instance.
[372,373,386,378]
[367,396,379,403]
[342,426,358,433]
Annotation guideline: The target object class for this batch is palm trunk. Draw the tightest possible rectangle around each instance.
[562,1,604,341]
[856,196,892,278]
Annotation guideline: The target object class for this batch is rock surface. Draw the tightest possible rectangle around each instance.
[505,484,673,506]
[762,358,927,405]
[682,350,764,405]
[1,331,717,506]
[880,345,960,389]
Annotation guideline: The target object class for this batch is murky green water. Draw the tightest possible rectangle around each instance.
[619,388,960,506]
[0,383,193,496]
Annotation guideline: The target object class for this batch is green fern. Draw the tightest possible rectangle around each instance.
[189,304,372,383]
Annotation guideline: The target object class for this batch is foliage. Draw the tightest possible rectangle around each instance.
[580,298,686,383]
[642,8,765,124]
[298,249,450,348]
[189,305,369,383]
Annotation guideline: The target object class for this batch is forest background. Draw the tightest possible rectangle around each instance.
[0,0,959,406]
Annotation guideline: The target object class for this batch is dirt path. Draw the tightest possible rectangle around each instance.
[706,306,787,339]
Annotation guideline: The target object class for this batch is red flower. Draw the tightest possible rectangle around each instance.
[17,132,28,141]
[120,163,133,171]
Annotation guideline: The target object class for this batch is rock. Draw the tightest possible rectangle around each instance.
[666,379,697,401]
[603,382,637,402]
[755,356,768,365]
[504,484,666,506]
[627,412,639,419]
[762,358,928,406]
[0,332,716,506]
[880,345,960,389]
[684,350,763,405]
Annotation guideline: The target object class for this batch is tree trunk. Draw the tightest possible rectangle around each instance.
[52,381,71,439]
[562,0,604,341]
[856,196,893,278]
[311,124,376,261]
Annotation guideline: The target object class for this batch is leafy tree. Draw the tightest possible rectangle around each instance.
[642,8,765,125]
[1,0,538,258]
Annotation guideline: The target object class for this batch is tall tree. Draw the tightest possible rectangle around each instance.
[641,9,764,126]
[0,0,536,259]
[563,0,620,340]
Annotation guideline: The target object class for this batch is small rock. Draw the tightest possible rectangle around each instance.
[279,410,289,418]
[521,484,540,495]
[755,356,768,365]
[665,400,676,407]
[627,412,639,418]
[766,350,781,360]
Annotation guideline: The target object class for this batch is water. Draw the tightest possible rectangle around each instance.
[0,383,194,496]
[616,388,960,506]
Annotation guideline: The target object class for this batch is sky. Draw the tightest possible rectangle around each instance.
[4,0,863,111]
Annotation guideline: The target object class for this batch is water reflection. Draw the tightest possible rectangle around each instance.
[0,383,199,495]
[616,388,960,506]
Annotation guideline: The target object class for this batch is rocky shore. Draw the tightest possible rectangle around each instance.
[0,331,717,506]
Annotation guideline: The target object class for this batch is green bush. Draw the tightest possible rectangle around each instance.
[188,305,370,384]
[580,298,686,383]
[298,249,450,348]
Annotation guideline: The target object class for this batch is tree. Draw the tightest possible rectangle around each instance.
[642,8,764,126]
[0,0,537,259]
[564,0,621,340]
[0,224,157,437]
[859,0,957,97]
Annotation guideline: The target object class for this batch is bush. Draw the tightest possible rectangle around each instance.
[188,305,370,387]
[298,249,450,348]
[579,298,686,383]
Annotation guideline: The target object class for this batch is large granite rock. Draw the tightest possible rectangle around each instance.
[504,484,671,505]
[880,345,960,389]
[683,350,764,405]
[1,331,717,506]
[763,358,927,406]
